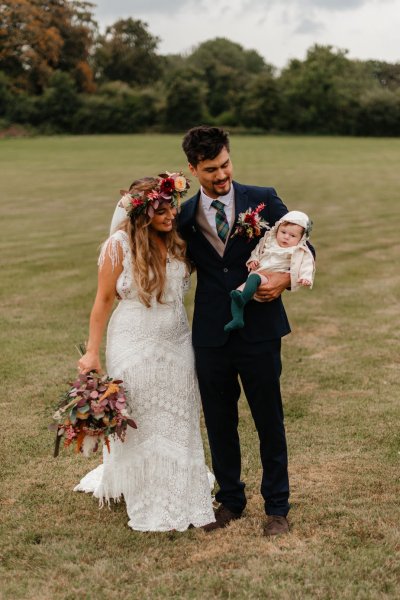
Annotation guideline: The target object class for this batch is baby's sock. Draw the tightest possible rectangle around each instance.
[224,274,261,332]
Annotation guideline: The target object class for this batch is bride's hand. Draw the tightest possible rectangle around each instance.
[78,351,102,374]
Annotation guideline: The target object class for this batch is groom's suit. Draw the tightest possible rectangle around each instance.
[178,181,291,516]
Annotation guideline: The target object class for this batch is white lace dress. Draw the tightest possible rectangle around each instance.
[74,230,215,531]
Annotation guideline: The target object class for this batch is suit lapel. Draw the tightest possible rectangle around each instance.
[181,192,199,227]
[223,182,249,257]
[186,191,223,261]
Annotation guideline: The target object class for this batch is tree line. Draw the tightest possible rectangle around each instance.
[1,0,400,136]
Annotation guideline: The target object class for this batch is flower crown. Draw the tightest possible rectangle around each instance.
[119,172,190,219]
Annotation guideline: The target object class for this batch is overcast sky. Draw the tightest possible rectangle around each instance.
[92,0,400,69]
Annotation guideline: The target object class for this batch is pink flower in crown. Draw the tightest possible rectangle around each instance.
[120,193,133,210]
[146,189,161,212]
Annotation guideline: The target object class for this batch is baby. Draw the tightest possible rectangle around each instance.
[224,210,315,332]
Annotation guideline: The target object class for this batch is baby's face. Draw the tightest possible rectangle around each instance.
[276,222,304,248]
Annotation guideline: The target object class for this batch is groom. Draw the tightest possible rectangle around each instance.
[179,126,295,536]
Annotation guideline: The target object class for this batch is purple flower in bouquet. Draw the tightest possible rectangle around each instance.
[50,368,137,458]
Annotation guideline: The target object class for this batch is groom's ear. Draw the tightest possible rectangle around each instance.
[119,189,129,196]
[188,163,197,177]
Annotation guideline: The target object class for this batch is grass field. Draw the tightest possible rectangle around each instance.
[0,134,399,600]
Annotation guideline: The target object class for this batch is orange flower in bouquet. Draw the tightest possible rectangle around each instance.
[50,368,137,458]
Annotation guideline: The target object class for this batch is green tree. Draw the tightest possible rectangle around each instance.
[356,88,400,136]
[94,18,161,86]
[278,45,361,134]
[189,37,266,74]
[73,81,158,133]
[163,69,208,130]
[0,71,12,116]
[7,91,39,124]
[235,71,279,130]
[0,70,39,124]
[187,38,270,118]
[368,60,400,91]
[37,71,80,131]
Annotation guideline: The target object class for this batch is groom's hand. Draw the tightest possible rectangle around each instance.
[254,272,290,302]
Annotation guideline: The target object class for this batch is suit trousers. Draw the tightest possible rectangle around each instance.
[194,332,290,516]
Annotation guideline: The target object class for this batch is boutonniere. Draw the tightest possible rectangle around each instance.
[231,203,269,241]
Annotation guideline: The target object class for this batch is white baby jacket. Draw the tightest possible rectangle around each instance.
[246,211,315,292]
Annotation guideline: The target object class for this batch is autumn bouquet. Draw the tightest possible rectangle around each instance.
[50,369,137,458]
[231,203,269,241]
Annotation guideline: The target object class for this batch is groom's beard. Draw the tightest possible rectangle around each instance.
[213,178,231,196]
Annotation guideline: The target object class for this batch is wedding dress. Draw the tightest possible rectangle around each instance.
[74,230,215,531]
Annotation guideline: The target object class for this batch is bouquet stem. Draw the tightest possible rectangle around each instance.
[54,431,62,458]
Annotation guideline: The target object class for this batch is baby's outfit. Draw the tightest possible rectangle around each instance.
[247,211,315,292]
[224,211,315,332]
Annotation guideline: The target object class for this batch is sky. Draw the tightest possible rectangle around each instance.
[92,0,400,69]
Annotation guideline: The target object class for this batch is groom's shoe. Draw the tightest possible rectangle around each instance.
[263,515,289,537]
[202,505,242,532]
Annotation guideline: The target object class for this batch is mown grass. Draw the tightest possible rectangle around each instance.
[0,134,399,600]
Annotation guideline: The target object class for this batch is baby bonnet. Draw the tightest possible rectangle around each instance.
[276,210,312,238]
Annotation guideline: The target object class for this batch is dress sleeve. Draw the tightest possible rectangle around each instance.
[98,231,128,271]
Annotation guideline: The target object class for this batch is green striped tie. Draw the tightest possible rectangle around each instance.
[211,199,229,243]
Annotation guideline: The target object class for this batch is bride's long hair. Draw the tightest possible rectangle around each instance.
[119,177,188,307]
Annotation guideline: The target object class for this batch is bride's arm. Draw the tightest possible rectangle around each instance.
[78,246,123,374]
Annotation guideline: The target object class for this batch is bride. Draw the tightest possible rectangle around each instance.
[74,172,215,532]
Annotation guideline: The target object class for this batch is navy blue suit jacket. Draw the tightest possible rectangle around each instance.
[178,181,292,347]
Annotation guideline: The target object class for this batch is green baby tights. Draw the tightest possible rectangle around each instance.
[224,273,261,332]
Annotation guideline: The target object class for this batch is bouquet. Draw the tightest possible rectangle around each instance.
[231,203,269,241]
[50,367,137,458]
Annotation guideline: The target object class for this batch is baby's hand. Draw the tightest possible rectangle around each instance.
[248,260,259,271]
[298,278,312,286]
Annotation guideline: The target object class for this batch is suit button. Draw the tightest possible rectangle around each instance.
[223,268,228,273]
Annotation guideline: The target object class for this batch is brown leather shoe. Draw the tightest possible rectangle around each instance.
[202,505,242,532]
[263,515,289,537]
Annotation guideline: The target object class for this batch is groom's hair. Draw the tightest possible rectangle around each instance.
[182,126,230,166]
